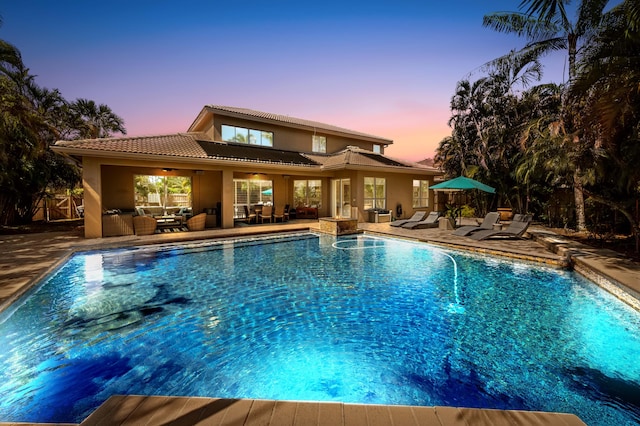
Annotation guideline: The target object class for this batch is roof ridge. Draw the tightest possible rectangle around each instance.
[55,132,208,145]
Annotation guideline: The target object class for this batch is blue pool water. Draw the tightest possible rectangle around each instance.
[0,233,639,425]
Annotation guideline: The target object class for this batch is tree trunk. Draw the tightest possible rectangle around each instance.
[567,34,587,232]
[585,191,640,253]
[573,167,587,232]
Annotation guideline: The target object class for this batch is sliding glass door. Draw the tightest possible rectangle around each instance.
[331,178,351,218]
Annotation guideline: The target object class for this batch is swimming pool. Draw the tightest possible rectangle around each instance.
[0,233,639,425]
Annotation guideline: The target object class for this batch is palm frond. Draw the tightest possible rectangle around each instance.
[483,12,559,39]
[625,0,640,40]
[575,0,608,37]
[0,39,23,72]
[520,0,571,29]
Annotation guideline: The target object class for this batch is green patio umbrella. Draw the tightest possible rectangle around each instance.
[430,176,495,194]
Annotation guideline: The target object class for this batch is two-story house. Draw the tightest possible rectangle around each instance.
[53,105,441,238]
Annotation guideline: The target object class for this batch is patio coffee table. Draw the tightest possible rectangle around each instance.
[155,216,183,229]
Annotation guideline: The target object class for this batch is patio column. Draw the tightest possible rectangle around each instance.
[221,169,234,229]
[83,157,103,238]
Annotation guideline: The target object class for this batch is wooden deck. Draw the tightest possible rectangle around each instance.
[49,395,586,426]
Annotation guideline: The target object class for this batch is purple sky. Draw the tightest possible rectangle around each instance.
[2,1,568,161]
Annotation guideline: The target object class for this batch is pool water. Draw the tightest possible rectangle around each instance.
[1,233,639,425]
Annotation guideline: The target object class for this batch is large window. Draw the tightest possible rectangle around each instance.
[293,180,322,207]
[233,179,273,218]
[312,135,326,153]
[413,180,430,208]
[134,175,191,215]
[222,125,273,146]
[364,177,386,210]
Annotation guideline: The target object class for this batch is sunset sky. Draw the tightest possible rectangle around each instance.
[2,1,568,161]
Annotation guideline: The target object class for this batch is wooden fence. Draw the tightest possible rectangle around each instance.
[33,196,83,221]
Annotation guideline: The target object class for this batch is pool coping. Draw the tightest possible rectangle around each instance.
[0,395,588,425]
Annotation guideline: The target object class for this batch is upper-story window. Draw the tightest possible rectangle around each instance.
[372,144,381,154]
[222,125,273,146]
[312,135,326,153]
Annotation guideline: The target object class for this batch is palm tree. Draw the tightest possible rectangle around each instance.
[0,16,23,75]
[567,0,640,250]
[70,98,126,139]
[439,50,547,212]
[514,84,573,223]
[483,0,612,231]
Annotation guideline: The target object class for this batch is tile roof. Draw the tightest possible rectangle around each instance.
[54,134,437,173]
[204,105,393,143]
[305,146,435,170]
[54,133,210,158]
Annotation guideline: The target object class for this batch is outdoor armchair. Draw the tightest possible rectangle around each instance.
[186,213,206,231]
[133,215,157,236]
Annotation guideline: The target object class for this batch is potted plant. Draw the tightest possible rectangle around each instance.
[443,204,461,228]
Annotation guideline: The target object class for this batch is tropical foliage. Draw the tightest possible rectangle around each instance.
[134,175,192,213]
[0,16,126,226]
[436,0,640,250]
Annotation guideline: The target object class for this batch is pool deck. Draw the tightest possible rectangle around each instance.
[2,218,639,425]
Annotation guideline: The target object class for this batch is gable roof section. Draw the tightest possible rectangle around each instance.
[197,140,319,166]
[304,146,436,172]
[54,133,210,158]
[191,105,393,144]
[54,133,320,167]
[359,152,407,167]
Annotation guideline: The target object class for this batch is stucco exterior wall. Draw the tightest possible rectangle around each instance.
[352,171,436,221]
